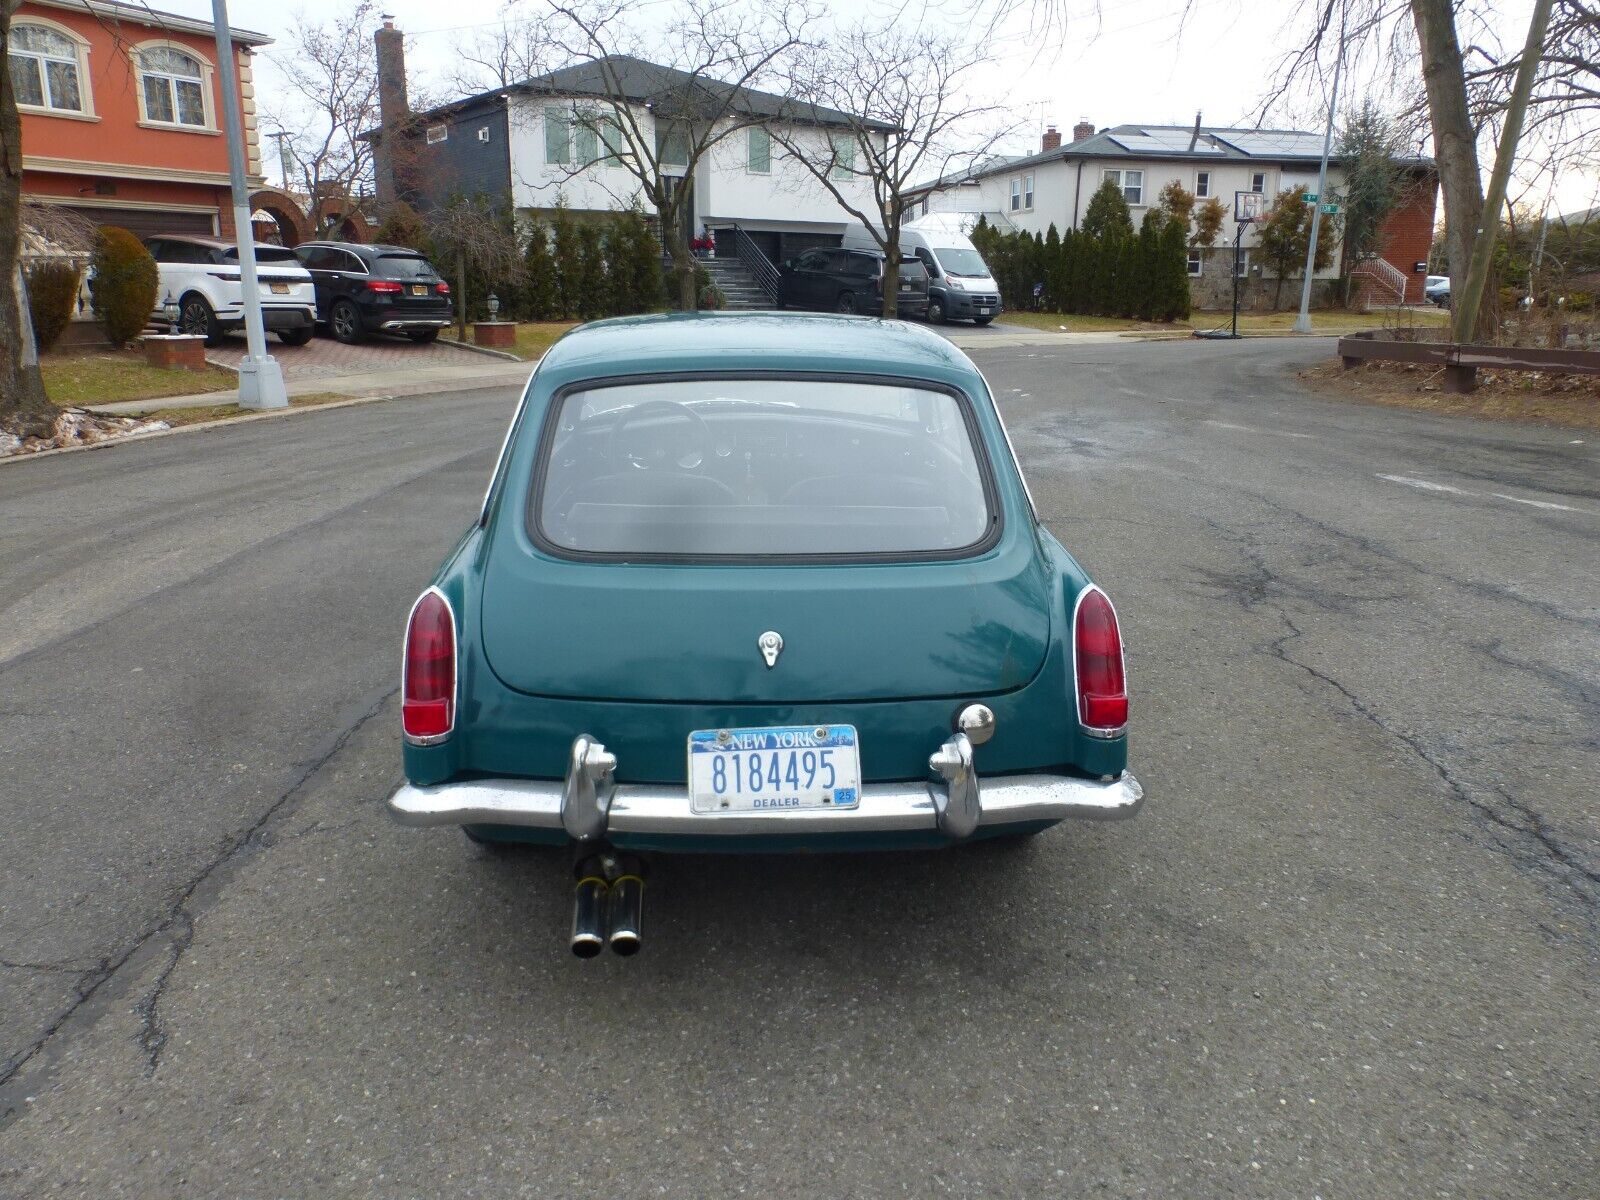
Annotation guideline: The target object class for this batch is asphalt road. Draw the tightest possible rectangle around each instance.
[1,337,1596,1197]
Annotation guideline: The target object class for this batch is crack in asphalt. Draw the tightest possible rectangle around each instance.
[0,687,397,1112]
[1194,513,1599,920]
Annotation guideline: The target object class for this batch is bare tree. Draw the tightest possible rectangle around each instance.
[448,13,560,93]
[1,0,53,432]
[265,0,384,235]
[427,197,525,340]
[540,0,815,310]
[772,17,1015,317]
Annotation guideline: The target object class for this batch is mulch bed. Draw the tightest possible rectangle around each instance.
[1300,359,1600,430]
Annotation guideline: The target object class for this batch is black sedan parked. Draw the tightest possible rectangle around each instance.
[777,248,930,319]
[292,241,454,344]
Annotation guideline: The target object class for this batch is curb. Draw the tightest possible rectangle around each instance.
[437,336,523,362]
[1,370,530,468]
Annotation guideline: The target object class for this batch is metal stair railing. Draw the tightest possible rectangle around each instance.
[727,223,780,304]
[1352,255,1408,307]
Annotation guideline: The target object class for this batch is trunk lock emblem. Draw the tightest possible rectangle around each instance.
[758,630,784,668]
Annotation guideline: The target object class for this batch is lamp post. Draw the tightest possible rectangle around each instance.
[162,292,180,329]
[487,293,500,319]
[211,0,287,409]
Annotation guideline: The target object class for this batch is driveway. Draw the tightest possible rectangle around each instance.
[204,327,500,383]
[1,338,1596,1197]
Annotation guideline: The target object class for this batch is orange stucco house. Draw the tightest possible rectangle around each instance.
[13,0,269,239]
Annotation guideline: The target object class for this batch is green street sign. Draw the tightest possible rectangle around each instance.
[1320,203,1341,214]
[1301,192,1318,203]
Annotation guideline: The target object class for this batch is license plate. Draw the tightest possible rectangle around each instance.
[411,285,427,296]
[688,725,860,813]
[977,307,990,315]
[269,283,289,294]
[900,281,911,291]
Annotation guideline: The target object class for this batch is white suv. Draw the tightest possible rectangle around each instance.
[144,234,317,346]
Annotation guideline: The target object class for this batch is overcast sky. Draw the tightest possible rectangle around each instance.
[154,0,1597,215]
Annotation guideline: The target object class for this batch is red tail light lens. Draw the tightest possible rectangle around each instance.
[403,590,455,742]
[435,281,450,295]
[367,280,404,294]
[1075,588,1127,736]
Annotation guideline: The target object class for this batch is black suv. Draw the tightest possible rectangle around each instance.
[292,241,453,344]
[777,248,930,318]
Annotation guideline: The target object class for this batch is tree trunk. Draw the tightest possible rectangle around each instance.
[1,0,57,433]
[880,224,900,319]
[1410,0,1495,340]
[456,248,467,341]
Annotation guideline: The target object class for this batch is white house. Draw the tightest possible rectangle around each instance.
[390,54,891,267]
[911,121,1438,305]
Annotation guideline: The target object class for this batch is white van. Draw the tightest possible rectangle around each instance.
[843,216,1002,325]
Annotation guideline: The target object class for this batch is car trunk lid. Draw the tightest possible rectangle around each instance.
[479,542,1052,704]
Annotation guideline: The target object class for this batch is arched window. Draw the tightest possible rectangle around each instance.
[139,45,209,128]
[7,23,87,114]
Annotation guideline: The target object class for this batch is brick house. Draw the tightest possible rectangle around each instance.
[911,121,1440,306]
[12,0,269,240]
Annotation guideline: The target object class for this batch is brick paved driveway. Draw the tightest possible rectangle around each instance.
[204,329,496,383]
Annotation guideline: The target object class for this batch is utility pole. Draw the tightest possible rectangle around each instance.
[1292,1,1346,334]
[267,130,296,191]
[1450,0,1555,344]
[211,0,287,409]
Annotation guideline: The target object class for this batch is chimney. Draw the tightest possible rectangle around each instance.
[1072,119,1095,143]
[1041,125,1062,152]
[374,16,409,215]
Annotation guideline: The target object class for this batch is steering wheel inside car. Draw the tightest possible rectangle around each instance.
[609,400,712,471]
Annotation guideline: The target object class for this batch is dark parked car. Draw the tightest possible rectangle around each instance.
[778,248,930,318]
[292,241,453,344]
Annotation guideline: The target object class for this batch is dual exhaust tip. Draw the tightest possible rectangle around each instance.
[571,855,645,958]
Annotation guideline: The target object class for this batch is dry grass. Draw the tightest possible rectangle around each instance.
[139,393,351,428]
[510,322,580,361]
[41,351,234,406]
[1301,359,1600,429]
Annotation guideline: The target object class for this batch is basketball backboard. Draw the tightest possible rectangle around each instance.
[1234,191,1264,223]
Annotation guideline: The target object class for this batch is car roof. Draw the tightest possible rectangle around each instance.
[537,312,981,386]
[297,241,426,256]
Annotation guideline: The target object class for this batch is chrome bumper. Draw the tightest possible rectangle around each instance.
[389,769,1143,838]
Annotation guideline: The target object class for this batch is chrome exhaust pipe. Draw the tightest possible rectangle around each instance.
[608,870,645,956]
[571,861,608,958]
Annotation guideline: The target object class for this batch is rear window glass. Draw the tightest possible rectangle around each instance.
[534,378,994,558]
[376,255,440,279]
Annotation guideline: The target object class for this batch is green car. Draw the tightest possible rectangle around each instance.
[389,312,1142,955]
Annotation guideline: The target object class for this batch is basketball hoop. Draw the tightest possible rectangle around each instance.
[1234,190,1264,223]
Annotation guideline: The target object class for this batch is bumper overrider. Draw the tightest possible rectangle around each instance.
[389,731,1143,841]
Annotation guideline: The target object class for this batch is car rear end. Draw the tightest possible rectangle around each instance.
[894,258,931,319]
[361,251,452,336]
[390,317,1139,859]
[216,245,316,333]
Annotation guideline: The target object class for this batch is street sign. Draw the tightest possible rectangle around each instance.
[1320,203,1341,215]
[1301,192,1318,203]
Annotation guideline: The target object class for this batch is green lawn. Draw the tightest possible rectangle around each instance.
[41,351,235,407]
[508,322,580,361]
[997,308,1449,337]
[137,392,349,428]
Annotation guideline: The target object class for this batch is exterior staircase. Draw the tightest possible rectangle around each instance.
[701,255,775,310]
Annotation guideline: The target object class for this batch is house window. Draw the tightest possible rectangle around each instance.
[1010,178,1021,211]
[1187,248,1203,276]
[920,197,929,216]
[139,46,208,128]
[1250,171,1267,194]
[544,105,570,164]
[598,113,624,167]
[830,133,856,180]
[747,126,771,174]
[426,124,448,144]
[1103,168,1143,206]
[8,23,87,114]
[574,106,599,164]
[1195,171,1211,198]
[658,123,689,167]
[1023,173,1034,209]
[1234,250,1250,277]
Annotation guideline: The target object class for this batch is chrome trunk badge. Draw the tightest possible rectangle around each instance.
[758,631,784,668]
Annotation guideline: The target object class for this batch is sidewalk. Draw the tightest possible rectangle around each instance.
[88,358,534,416]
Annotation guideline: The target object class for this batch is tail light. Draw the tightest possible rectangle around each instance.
[435,281,451,295]
[366,280,404,294]
[1074,587,1127,737]
[403,589,455,743]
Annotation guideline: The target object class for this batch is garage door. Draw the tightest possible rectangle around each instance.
[61,206,217,239]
